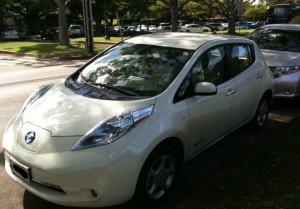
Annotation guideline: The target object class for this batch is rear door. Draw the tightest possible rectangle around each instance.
[228,44,263,125]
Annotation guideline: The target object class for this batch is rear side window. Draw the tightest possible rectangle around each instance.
[230,44,254,77]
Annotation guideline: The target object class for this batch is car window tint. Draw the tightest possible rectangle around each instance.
[230,44,253,77]
[81,42,194,97]
[192,46,226,86]
[247,29,300,52]
[174,46,226,103]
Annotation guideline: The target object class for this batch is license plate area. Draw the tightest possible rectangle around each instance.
[9,158,31,182]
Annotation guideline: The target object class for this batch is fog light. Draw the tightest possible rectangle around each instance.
[91,189,98,198]
[284,88,294,95]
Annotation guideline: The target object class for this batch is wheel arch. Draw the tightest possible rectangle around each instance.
[262,89,273,103]
[156,137,185,166]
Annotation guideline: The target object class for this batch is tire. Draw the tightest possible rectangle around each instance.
[134,144,179,205]
[250,96,270,131]
[203,30,208,32]
[186,30,190,32]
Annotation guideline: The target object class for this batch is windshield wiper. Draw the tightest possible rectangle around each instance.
[85,81,137,96]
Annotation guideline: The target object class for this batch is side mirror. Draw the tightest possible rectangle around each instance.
[194,82,217,95]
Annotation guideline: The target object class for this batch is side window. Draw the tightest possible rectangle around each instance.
[192,46,226,86]
[174,46,227,103]
[230,44,254,77]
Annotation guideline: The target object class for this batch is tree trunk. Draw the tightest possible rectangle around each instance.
[54,0,69,46]
[170,0,178,32]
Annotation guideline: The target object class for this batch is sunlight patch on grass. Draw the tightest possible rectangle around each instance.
[0,41,109,57]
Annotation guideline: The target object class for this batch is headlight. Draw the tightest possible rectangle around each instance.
[16,83,54,118]
[71,105,154,151]
[272,66,300,79]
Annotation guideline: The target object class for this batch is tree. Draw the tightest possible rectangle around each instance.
[0,0,7,31]
[152,0,190,31]
[243,4,267,21]
[54,0,69,45]
[200,0,248,34]
[182,1,211,22]
[5,0,57,32]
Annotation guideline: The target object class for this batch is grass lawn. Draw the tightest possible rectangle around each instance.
[0,30,253,57]
[0,37,115,57]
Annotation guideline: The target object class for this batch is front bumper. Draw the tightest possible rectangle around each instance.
[273,72,300,99]
[3,122,142,207]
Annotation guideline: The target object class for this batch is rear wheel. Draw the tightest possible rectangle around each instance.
[135,144,178,205]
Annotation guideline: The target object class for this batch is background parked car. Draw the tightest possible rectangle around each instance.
[157,22,170,30]
[179,24,211,33]
[40,27,59,40]
[235,22,252,29]
[205,22,227,31]
[2,27,26,40]
[149,25,158,32]
[68,25,84,36]
[157,25,172,32]
[246,24,300,99]
[122,27,152,37]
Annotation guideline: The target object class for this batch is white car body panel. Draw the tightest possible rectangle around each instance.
[2,33,273,207]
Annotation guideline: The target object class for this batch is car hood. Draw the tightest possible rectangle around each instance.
[261,49,300,67]
[23,80,156,136]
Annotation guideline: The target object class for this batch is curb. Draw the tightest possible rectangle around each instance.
[72,41,115,45]
[58,55,94,61]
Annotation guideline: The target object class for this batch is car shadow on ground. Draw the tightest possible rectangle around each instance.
[20,99,300,209]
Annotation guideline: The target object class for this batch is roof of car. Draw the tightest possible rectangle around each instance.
[261,24,300,31]
[125,32,244,50]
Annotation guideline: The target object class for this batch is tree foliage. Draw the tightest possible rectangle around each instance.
[243,3,267,21]
[4,0,56,31]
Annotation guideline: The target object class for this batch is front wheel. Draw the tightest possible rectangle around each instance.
[250,96,270,131]
[134,144,178,205]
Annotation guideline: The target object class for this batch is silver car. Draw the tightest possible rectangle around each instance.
[2,33,273,207]
[246,24,300,99]
[179,24,211,33]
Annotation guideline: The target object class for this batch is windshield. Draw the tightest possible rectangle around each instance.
[80,42,194,97]
[247,28,300,52]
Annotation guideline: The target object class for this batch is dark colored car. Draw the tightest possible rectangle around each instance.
[122,28,152,37]
[40,27,59,40]
[205,22,227,31]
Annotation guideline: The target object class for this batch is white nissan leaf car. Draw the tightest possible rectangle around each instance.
[2,33,273,207]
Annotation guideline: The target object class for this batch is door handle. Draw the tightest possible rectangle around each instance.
[256,74,263,79]
[226,89,236,96]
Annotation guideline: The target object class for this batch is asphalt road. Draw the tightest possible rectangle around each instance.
[0,55,299,209]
